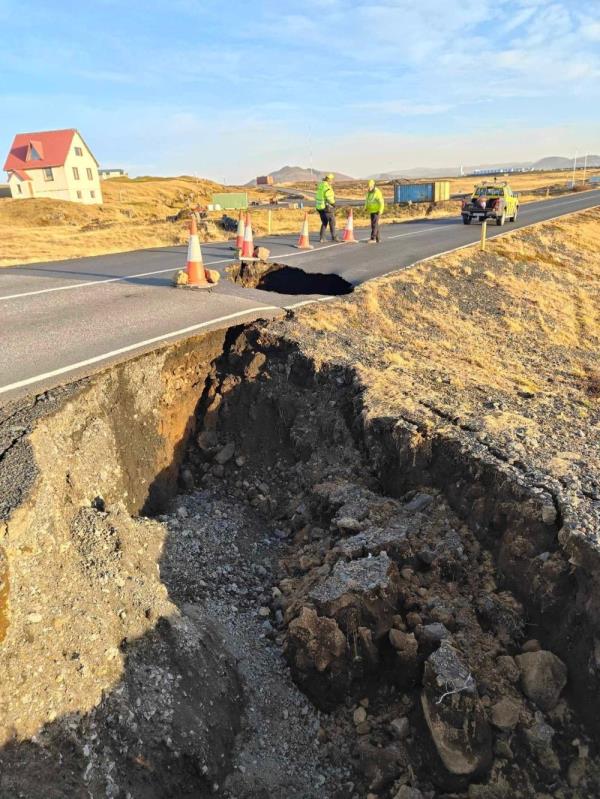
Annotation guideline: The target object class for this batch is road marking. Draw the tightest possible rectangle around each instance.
[1,191,596,303]
[0,257,232,301]
[0,305,282,396]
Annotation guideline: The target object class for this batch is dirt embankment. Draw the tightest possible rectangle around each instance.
[0,207,598,797]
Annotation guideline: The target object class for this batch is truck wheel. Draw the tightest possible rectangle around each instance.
[462,215,471,225]
[496,211,506,227]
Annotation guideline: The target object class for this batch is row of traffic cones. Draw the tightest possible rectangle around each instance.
[181,206,361,288]
[297,208,358,247]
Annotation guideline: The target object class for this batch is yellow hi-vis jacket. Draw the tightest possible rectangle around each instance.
[365,187,385,214]
[315,180,335,210]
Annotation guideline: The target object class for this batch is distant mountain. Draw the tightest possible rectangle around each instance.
[531,155,600,170]
[371,155,600,180]
[248,165,354,185]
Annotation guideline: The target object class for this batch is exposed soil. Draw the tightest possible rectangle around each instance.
[0,208,598,797]
[227,260,354,296]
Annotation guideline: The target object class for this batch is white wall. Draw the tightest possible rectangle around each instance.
[7,131,103,204]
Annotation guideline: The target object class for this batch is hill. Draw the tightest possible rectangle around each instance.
[372,155,600,180]
[250,165,354,185]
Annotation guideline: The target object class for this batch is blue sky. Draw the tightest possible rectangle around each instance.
[1,0,599,181]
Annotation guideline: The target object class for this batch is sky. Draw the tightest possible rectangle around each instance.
[1,0,599,182]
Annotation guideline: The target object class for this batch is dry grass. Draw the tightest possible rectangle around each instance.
[297,207,600,445]
[1,168,598,267]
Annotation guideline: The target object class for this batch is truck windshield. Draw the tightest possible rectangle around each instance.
[474,187,502,197]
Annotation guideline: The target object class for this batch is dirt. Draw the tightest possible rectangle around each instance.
[227,260,354,296]
[0,208,598,796]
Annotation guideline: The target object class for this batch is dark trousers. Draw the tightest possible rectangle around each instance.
[370,212,380,241]
[318,208,337,240]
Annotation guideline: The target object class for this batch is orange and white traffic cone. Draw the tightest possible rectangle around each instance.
[240,212,256,260]
[185,216,210,288]
[232,209,244,251]
[296,212,314,250]
[342,208,358,243]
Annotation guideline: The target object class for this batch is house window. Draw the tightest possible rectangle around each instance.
[90,190,95,199]
[44,167,54,181]
[86,167,93,180]
[76,190,82,199]
[74,147,83,156]
[73,167,80,180]
[17,184,22,194]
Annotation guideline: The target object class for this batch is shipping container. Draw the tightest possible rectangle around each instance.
[256,175,274,185]
[394,181,450,204]
[212,192,248,210]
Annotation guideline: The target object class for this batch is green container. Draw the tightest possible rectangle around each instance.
[212,192,248,210]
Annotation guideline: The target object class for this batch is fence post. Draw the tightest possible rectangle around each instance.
[480,220,487,252]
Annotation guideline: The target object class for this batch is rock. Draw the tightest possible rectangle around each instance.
[515,650,567,711]
[394,788,423,799]
[358,741,408,792]
[197,429,218,452]
[390,716,410,740]
[404,493,433,513]
[254,246,271,261]
[420,623,451,647]
[521,639,541,653]
[568,757,587,788]
[176,506,188,520]
[353,706,367,725]
[541,503,557,525]
[336,516,363,534]
[495,655,520,684]
[335,526,410,561]
[524,712,560,771]
[389,629,419,682]
[490,698,521,731]
[285,607,348,708]
[258,606,271,618]
[179,468,194,490]
[308,552,400,639]
[420,642,492,783]
[215,442,235,465]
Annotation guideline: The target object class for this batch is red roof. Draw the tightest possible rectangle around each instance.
[3,128,79,171]
[10,169,32,181]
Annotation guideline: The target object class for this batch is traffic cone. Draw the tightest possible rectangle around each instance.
[342,208,358,243]
[232,210,244,251]
[185,216,210,288]
[296,212,314,249]
[240,212,255,260]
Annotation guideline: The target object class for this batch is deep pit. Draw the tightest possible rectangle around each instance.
[0,316,599,798]
[227,260,354,296]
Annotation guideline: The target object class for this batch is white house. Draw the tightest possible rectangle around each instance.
[99,168,127,180]
[3,128,103,204]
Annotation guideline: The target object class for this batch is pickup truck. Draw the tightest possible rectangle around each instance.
[461,182,519,226]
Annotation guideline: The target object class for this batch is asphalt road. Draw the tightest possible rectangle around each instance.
[1,190,598,404]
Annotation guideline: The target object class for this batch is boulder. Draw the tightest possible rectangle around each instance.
[490,698,521,731]
[214,441,235,465]
[515,650,567,711]
[308,552,400,639]
[421,642,492,786]
[285,607,349,708]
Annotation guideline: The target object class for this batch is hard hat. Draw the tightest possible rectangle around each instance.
[368,179,375,189]
[326,173,334,181]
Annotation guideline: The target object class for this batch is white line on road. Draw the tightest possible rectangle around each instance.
[1,192,596,303]
[0,258,233,301]
[0,305,282,396]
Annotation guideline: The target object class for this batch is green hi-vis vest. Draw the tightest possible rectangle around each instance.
[315,180,335,210]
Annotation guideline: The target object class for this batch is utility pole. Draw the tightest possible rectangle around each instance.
[582,153,588,184]
[571,151,578,187]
